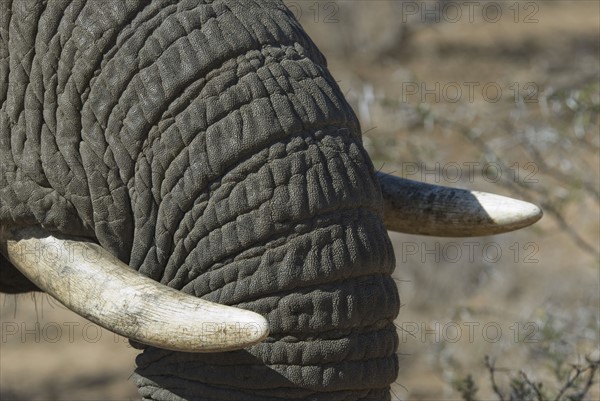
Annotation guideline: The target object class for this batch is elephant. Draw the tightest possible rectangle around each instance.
[0,1,542,400]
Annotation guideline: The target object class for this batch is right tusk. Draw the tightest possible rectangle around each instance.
[0,225,269,352]
[377,172,543,236]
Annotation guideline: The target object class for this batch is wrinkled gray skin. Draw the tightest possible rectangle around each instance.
[1,1,399,400]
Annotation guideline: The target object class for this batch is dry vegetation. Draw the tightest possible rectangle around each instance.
[1,1,598,400]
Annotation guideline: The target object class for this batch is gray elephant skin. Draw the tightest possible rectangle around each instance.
[1,1,399,400]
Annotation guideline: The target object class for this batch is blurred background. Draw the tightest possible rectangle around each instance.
[1,1,598,400]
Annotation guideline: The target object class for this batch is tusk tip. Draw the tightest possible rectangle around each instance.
[183,308,269,352]
[474,192,543,230]
[234,311,270,346]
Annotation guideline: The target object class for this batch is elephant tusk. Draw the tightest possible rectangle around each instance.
[0,225,269,352]
[377,172,543,236]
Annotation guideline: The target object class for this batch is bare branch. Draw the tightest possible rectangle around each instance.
[485,356,506,401]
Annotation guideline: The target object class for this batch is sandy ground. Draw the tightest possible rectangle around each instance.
[1,1,598,400]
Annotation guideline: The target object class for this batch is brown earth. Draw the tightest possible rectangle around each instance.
[1,1,598,400]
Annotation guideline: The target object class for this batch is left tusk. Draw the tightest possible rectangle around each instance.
[0,225,269,352]
[377,172,543,236]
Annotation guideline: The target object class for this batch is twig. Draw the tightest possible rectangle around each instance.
[485,356,506,401]
[519,370,545,401]
[557,359,600,401]
[575,359,600,400]
[553,364,584,401]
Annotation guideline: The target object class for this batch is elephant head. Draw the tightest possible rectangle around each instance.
[0,1,541,399]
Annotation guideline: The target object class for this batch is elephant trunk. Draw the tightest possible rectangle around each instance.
[133,205,398,399]
[123,2,400,398]
[132,159,399,399]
